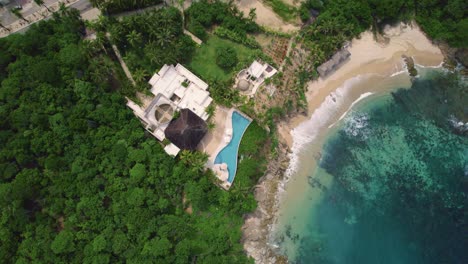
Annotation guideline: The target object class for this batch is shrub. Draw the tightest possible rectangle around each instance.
[188,21,208,41]
[299,6,311,22]
[215,46,238,70]
[214,27,261,49]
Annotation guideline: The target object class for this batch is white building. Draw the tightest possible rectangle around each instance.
[248,60,277,80]
[235,60,277,97]
[149,64,212,120]
[127,64,213,156]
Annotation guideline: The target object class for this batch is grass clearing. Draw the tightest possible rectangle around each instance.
[188,35,258,82]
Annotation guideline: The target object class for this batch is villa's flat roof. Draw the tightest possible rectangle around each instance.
[149,64,211,120]
[175,64,208,90]
[248,60,266,78]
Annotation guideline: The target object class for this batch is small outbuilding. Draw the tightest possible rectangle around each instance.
[317,49,351,77]
[237,79,252,91]
[234,60,277,97]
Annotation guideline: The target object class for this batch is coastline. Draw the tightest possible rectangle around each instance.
[242,21,445,263]
[282,21,443,151]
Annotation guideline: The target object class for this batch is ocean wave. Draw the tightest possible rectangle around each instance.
[343,112,371,139]
[448,115,468,133]
[414,61,444,69]
[390,59,407,77]
[286,75,370,177]
[334,92,373,126]
[390,70,407,77]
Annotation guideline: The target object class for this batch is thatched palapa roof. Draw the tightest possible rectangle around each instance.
[317,49,351,77]
[164,109,207,150]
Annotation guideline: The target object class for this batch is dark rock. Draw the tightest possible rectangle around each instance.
[454,48,468,68]
[402,55,418,77]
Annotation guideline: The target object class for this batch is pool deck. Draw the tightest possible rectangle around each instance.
[197,107,251,190]
[198,106,229,162]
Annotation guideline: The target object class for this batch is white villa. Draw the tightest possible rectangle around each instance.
[234,60,277,97]
[127,64,213,156]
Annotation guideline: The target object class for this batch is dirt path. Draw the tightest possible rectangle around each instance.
[235,0,299,33]
[106,33,137,86]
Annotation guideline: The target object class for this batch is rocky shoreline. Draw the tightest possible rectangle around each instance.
[241,130,293,263]
[437,42,468,70]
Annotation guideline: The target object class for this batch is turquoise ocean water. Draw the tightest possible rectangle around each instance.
[277,70,467,263]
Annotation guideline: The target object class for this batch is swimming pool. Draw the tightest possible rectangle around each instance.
[214,111,251,183]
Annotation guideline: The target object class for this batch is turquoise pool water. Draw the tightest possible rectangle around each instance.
[214,111,251,183]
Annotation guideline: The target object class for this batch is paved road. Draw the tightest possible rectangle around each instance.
[69,0,91,13]
[0,0,91,26]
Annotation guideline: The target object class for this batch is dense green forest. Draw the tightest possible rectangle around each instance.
[301,0,467,66]
[0,9,268,263]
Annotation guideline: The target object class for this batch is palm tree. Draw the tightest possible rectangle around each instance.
[156,28,174,47]
[132,68,148,83]
[58,2,68,16]
[248,8,257,21]
[33,0,52,12]
[90,14,108,31]
[146,46,161,65]
[207,122,216,131]
[11,8,29,23]
[0,22,10,32]
[95,31,107,52]
[126,30,142,47]
[158,8,172,26]
[81,40,100,58]
[206,104,215,117]
[89,0,103,9]
[180,150,208,173]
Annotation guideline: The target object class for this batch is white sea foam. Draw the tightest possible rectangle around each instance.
[334,92,374,126]
[285,75,369,177]
[448,115,468,133]
[390,70,407,77]
[390,60,407,77]
[343,112,371,139]
[414,61,444,69]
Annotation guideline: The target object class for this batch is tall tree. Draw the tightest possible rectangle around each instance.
[11,8,29,23]
[132,68,148,83]
[126,30,142,47]
[33,0,52,12]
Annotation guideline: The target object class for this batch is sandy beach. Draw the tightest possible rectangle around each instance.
[280,21,445,223]
[243,21,445,263]
[279,22,444,149]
